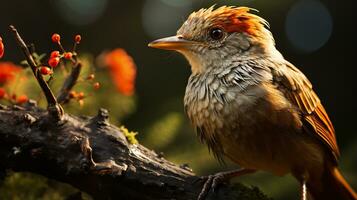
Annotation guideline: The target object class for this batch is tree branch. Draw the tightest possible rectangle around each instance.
[9,25,64,120]
[0,105,271,200]
[57,62,82,104]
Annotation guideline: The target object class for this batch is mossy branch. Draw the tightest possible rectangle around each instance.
[0,105,271,200]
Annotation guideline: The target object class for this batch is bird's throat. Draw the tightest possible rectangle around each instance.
[179,50,206,74]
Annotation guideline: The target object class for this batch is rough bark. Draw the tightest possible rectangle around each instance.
[0,104,271,200]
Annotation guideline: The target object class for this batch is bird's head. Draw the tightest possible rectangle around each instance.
[149,6,276,74]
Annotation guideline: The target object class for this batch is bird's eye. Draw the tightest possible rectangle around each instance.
[209,28,224,40]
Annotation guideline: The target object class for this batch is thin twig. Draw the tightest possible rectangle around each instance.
[72,43,78,53]
[57,62,82,104]
[58,42,66,53]
[9,25,64,120]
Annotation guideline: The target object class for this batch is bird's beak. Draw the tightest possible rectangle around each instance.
[148,35,195,50]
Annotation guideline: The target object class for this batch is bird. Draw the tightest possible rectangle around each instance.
[148,6,357,200]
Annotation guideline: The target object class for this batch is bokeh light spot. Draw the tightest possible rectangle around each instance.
[285,0,333,53]
[52,0,108,26]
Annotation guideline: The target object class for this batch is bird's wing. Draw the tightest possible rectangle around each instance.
[270,62,339,162]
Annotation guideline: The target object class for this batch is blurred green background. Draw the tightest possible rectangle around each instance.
[0,0,356,199]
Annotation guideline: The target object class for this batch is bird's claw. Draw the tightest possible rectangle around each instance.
[211,175,225,193]
[197,173,227,200]
[196,169,255,200]
[197,175,213,200]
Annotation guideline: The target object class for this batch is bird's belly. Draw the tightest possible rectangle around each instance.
[217,84,325,176]
[220,127,325,176]
[220,128,298,176]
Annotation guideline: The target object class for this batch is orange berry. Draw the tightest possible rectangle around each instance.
[40,66,52,75]
[48,57,60,68]
[0,36,4,59]
[75,34,81,44]
[0,88,6,99]
[51,33,61,43]
[69,91,77,98]
[17,95,28,104]
[50,51,60,58]
[78,92,85,100]
[64,52,73,60]
[93,82,100,90]
[87,74,95,80]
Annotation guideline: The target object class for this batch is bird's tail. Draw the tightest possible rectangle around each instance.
[307,165,357,200]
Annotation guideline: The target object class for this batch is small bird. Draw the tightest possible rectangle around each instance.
[149,6,357,200]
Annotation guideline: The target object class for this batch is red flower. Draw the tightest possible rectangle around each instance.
[40,66,52,75]
[0,36,4,58]
[64,52,73,60]
[74,35,81,44]
[48,57,60,68]
[50,51,60,58]
[104,49,136,96]
[51,33,61,43]
[0,62,22,85]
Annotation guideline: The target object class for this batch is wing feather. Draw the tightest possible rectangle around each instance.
[271,62,340,162]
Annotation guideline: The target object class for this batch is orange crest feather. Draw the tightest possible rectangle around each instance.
[216,6,268,36]
[196,6,269,36]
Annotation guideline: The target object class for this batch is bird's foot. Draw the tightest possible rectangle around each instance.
[197,173,227,200]
[196,169,256,200]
